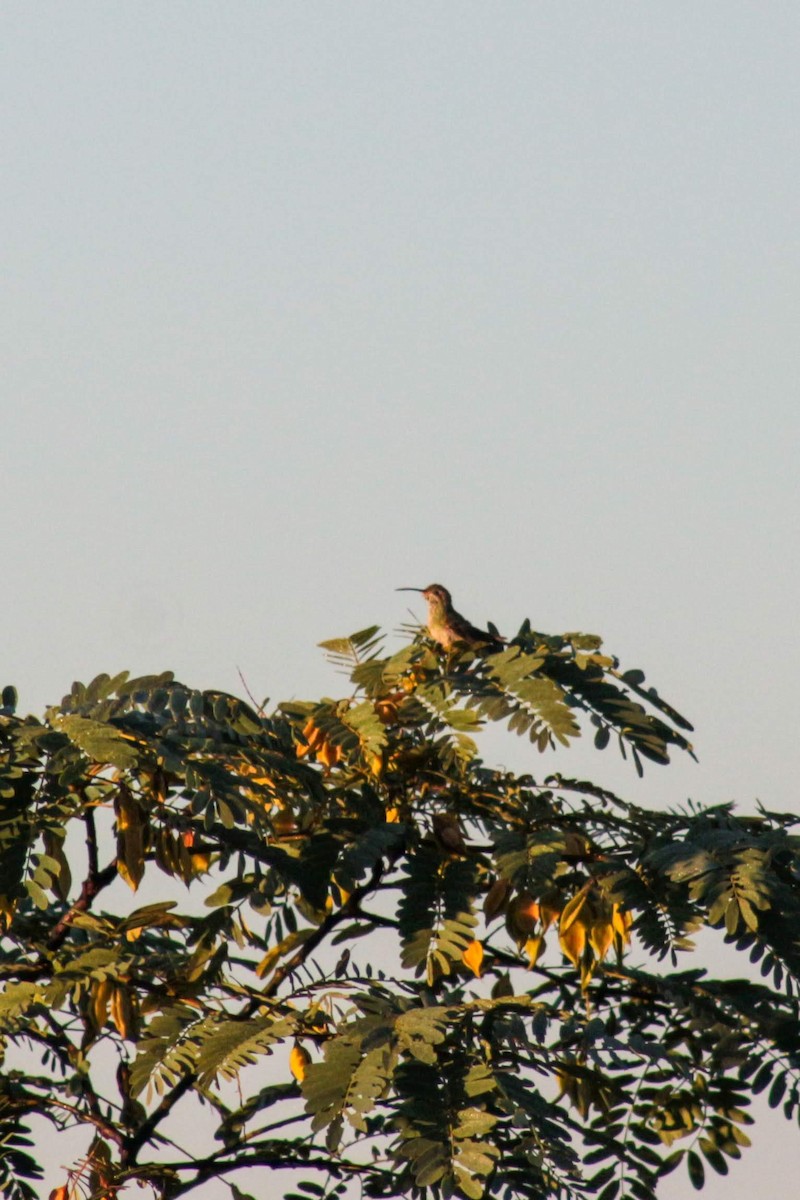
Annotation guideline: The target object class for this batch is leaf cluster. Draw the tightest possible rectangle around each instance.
[0,625,797,1200]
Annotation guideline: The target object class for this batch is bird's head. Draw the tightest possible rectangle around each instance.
[397,583,452,610]
[421,584,452,608]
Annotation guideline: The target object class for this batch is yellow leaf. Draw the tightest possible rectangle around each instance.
[318,739,341,768]
[297,720,342,768]
[92,978,114,1029]
[538,890,563,932]
[296,719,321,758]
[0,896,18,932]
[255,930,308,979]
[559,916,587,967]
[555,1066,577,1103]
[305,1013,329,1038]
[115,787,145,892]
[385,806,400,823]
[593,653,615,668]
[524,935,545,968]
[116,857,142,892]
[461,939,484,977]
[559,889,589,934]
[589,920,614,962]
[580,956,598,989]
[612,904,633,942]
[290,1042,311,1082]
[110,984,136,1039]
[237,761,276,788]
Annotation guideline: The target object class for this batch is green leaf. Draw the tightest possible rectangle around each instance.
[594,724,610,750]
[768,1072,787,1109]
[55,713,139,768]
[597,1180,621,1200]
[699,1136,728,1176]
[686,1150,705,1190]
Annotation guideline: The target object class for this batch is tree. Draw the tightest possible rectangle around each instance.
[0,615,799,1200]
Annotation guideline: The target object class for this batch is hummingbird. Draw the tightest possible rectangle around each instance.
[396,584,504,651]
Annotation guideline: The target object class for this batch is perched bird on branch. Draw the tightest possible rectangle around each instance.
[397,584,504,651]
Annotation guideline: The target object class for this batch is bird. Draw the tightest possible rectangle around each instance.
[396,583,504,651]
[432,811,468,855]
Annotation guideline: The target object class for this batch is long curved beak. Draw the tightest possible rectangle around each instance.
[396,587,424,592]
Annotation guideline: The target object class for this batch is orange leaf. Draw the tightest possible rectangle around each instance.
[190,851,212,874]
[462,939,484,977]
[296,719,321,759]
[290,1042,311,1082]
[316,735,342,768]
[508,892,540,937]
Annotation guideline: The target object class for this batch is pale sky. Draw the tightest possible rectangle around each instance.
[3,5,799,1196]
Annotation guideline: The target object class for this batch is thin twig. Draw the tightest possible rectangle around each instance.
[47,809,118,951]
[236,666,266,717]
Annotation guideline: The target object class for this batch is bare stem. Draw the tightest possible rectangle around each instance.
[47,809,117,951]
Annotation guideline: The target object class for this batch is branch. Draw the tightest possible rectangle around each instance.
[14,1015,127,1152]
[47,809,118,951]
[45,1095,124,1149]
[258,859,385,1002]
[123,862,387,1167]
[120,1074,196,1169]
[163,1140,395,1198]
